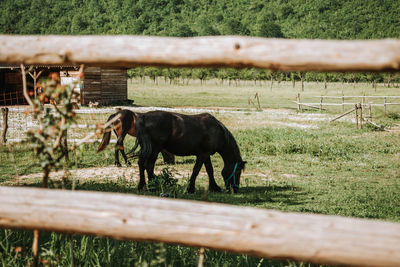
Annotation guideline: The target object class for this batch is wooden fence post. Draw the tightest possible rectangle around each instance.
[320,96,323,111]
[297,93,302,112]
[369,104,372,121]
[384,97,387,114]
[342,96,345,112]
[355,104,359,129]
[255,92,261,110]
[359,104,363,129]
[1,107,8,144]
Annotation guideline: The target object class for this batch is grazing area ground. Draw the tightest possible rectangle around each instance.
[0,80,399,266]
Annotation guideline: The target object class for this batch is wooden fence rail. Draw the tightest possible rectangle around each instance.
[0,186,399,267]
[1,35,400,72]
[296,94,400,112]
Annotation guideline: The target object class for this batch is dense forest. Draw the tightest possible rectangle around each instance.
[1,0,399,84]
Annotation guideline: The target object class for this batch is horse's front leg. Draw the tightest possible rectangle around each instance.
[187,156,204,193]
[118,132,131,166]
[114,148,121,167]
[138,156,146,190]
[114,134,124,167]
[120,149,131,166]
[204,156,221,192]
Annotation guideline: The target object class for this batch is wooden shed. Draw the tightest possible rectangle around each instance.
[82,67,128,105]
[0,65,129,106]
[0,65,27,105]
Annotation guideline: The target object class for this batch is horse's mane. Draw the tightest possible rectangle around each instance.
[216,119,242,161]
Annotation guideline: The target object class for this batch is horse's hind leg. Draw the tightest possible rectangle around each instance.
[161,150,175,165]
[187,156,205,193]
[145,151,159,182]
[113,128,122,167]
[204,156,221,192]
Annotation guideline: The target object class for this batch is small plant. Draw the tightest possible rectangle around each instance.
[387,112,400,120]
[22,66,82,267]
[26,70,81,187]
[147,167,182,197]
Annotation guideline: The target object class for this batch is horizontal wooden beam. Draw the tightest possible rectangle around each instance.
[0,186,399,266]
[1,35,399,71]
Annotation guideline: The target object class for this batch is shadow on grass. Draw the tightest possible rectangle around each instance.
[20,180,307,209]
[207,185,307,207]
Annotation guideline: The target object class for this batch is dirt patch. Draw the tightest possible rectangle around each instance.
[4,164,293,186]
[3,165,195,186]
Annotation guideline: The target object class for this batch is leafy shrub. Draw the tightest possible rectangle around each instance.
[147,168,183,197]
[387,112,400,120]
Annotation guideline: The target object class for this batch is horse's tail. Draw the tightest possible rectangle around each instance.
[96,113,117,153]
[135,115,152,158]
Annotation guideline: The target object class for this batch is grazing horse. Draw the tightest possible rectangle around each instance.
[135,110,246,193]
[97,109,175,166]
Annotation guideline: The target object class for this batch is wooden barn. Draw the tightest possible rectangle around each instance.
[82,67,128,105]
[0,65,128,106]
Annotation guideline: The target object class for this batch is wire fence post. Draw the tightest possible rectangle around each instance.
[320,96,323,112]
[342,95,345,112]
[1,107,9,144]
[384,97,387,114]
[297,93,302,112]
[355,104,359,129]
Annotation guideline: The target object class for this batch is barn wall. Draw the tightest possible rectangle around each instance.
[1,66,128,106]
[81,67,127,105]
[81,67,101,105]
[101,68,127,103]
[0,69,27,105]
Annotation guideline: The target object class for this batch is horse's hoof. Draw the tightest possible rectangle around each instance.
[126,161,131,166]
[115,163,122,167]
[209,186,222,193]
[138,183,146,191]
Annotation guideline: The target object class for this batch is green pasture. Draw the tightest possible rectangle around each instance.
[129,78,400,114]
[0,80,399,266]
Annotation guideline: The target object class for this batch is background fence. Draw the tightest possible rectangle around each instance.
[0,107,115,144]
[296,94,400,113]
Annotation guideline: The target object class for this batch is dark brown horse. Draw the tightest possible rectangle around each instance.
[135,110,246,193]
[97,109,175,166]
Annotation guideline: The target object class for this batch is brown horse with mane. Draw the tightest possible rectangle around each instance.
[135,110,246,193]
[97,109,175,166]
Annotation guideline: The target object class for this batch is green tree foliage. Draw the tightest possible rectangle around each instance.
[1,0,398,38]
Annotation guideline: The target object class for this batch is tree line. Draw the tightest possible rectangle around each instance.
[1,0,398,39]
[129,67,400,89]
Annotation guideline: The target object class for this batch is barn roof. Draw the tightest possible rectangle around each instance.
[0,64,79,70]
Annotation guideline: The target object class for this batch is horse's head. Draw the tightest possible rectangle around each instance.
[222,160,247,193]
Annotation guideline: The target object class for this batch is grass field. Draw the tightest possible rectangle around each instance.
[0,79,399,266]
[129,78,400,114]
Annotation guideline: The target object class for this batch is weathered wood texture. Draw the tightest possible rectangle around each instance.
[0,186,399,267]
[1,35,400,71]
[1,107,8,143]
[82,67,127,104]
